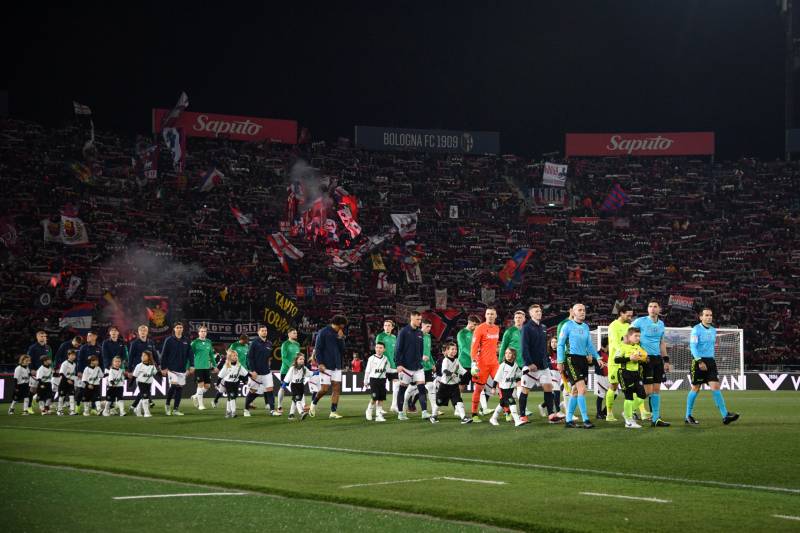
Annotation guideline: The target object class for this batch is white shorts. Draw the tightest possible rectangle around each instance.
[550,369,562,385]
[247,374,274,394]
[594,375,610,398]
[398,368,425,385]
[522,369,555,389]
[308,374,320,393]
[319,369,342,386]
[168,371,186,387]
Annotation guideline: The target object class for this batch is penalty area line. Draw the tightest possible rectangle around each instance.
[341,477,507,489]
[580,491,670,504]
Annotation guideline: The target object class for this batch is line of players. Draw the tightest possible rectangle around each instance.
[8,300,739,427]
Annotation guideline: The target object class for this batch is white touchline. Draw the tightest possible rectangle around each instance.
[773,515,800,521]
[580,492,670,504]
[341,477,508,489]
[4,425,799,495]
[114,492,247,500]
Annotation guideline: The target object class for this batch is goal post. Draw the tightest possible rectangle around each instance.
[591,326,745,390]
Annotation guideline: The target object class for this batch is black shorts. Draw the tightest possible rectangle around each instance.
[499,387,516,407]
[290,382,305,402]
[691,358,719,385]
[224,381,240,398]
[436,383,462,407]
[59,380,75,397]
[642,357,665,385]
[386,370,398,382]
[370,378,387,401]
[424,370,434,383]
[136,381,152,399]
[37,383,53,400]
[459,368,472,386]
[106,386,123,401]
[14,384,30,401]
[195,369,211,383]
[84,386,100,402]
[565,356,589,385]
[619,369,646,400]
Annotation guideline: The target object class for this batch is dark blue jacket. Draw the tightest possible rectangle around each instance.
[77,343,101,374]
[160,335,193,372]
[27,342,52,370]
[247,337,273,375]
[129,337,159,370]
[521,319,548,369]
[101,338,128,370]
[395,325,424,370]
[314,326,344,370]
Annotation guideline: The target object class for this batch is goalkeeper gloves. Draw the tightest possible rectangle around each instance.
[471,362,479,376]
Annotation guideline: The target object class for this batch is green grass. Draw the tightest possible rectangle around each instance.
[0,461,494,532]
[1,391,799,532]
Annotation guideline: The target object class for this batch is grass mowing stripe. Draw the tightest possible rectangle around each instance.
[113,492,248,500]
[4,424,799,496]
[580,491,671,503]
[0,459,524,532]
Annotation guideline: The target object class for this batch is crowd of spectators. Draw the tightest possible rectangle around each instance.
[0,118,797,370]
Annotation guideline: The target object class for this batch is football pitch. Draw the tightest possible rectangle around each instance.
[1,391,798,532]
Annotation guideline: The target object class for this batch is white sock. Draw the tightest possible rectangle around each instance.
[403,385,416,410]
[289,402,296,416]
[24,398,30,410]
[511,404,521,423]
[58,397,64,411]
[10,401,16,409]
[227,399,235,414]
[479,393,488,412]
[118,400,125,414]
[295,400,304,414]
[277,387,285,409]
[491,405,502,420]
[425,382,436,411]
[142,401,151,416]
[431,403,439,417]
[366,401,374,414]
[69,396,76,411]
[455,402,465,419]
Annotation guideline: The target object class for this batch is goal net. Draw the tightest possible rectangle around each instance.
[592,326,744,381]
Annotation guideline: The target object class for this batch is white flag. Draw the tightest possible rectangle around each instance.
[73,101,92,116]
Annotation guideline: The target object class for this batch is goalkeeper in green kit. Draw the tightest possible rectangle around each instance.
[277,328,301,415]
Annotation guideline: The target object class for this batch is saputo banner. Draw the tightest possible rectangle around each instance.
[355,125,500,154]
[152,109,297,144]
[565,132,715,157]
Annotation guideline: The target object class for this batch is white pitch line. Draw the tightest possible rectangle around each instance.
[773,514,800,522]
[114,492,247,500]
[341,478,437,489]
[341,477,507,489]
[580,491,670,504]
[441,477,506,485]
[3,425,799,495]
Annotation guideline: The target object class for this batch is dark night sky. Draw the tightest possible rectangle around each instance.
[2,1,793,159]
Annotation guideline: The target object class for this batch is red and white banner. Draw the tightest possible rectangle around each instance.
[565,132,714,157]
[268,233,304,273]
[152,109,297,144]
[668,294,695,311]
[542,162,568,187]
